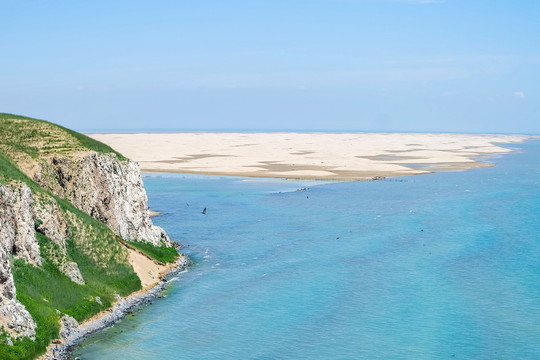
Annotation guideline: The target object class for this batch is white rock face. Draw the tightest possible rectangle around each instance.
[61,262,85,285]
[0,181,88,339]
[34,196,71,252]
[60,314,79,340]
[35,153,170,246]
[0,183,38,339]
[13,184,41,266]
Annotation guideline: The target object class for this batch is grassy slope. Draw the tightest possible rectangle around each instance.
[0,113,179,359]
[124,240,179,264]
[0,113,125,161]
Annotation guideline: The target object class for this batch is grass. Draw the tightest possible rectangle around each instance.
[12,241,104,320]
[0,151,45,193]
[125,240,179,264]
[0,112,125,161]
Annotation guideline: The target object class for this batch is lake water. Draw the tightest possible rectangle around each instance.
[75,140,540,359]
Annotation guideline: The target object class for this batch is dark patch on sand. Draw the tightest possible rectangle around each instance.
[157,154,232,164]
[358,154,427,161]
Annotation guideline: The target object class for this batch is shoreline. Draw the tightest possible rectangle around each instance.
[41,254,191,360]
[138,159,493,181]
[43,133,536,359]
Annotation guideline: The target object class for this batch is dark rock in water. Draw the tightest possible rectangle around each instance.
[372,176,386,181]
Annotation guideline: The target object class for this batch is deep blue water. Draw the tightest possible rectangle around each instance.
[76,141,540,359]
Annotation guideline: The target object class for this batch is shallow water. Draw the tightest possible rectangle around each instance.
[76,141,540,359]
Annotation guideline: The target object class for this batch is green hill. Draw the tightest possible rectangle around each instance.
[0,113,179,359]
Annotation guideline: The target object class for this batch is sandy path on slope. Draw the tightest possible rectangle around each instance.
[88,133,532,180]
[127,248,170,289]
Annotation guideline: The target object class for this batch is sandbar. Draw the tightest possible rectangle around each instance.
[87,132,532,180]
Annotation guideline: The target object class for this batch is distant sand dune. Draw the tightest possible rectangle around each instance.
[87,133,531,181]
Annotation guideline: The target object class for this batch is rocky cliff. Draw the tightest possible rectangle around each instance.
[0,183,39,341]
[0,179,91,341]
[34,153,170,247]
[0,113,184,359]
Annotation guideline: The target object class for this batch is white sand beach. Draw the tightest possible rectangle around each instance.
[88,133,531,180]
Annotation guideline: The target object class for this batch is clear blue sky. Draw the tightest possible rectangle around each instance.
[1,0,539,133]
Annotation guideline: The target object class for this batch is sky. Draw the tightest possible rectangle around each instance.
[1,0,539,133]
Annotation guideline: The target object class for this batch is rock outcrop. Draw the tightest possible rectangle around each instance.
[60,262,85,285]
[34,153,170,246]
[59,315,79,340]
[34,196,71,253]
[12,184,42,267]
[0,181,86,340]
[0,183,39,339]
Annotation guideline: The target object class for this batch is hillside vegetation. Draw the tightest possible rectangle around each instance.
[0,113,179,359]
[0,113,125,172]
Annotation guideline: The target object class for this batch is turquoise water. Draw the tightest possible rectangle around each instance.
[76,141,540,359]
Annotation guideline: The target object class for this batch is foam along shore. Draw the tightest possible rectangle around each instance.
[87,132,532,180]
[40,254,190,360]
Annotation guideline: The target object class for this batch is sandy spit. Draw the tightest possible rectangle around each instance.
[88,132,534,180]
